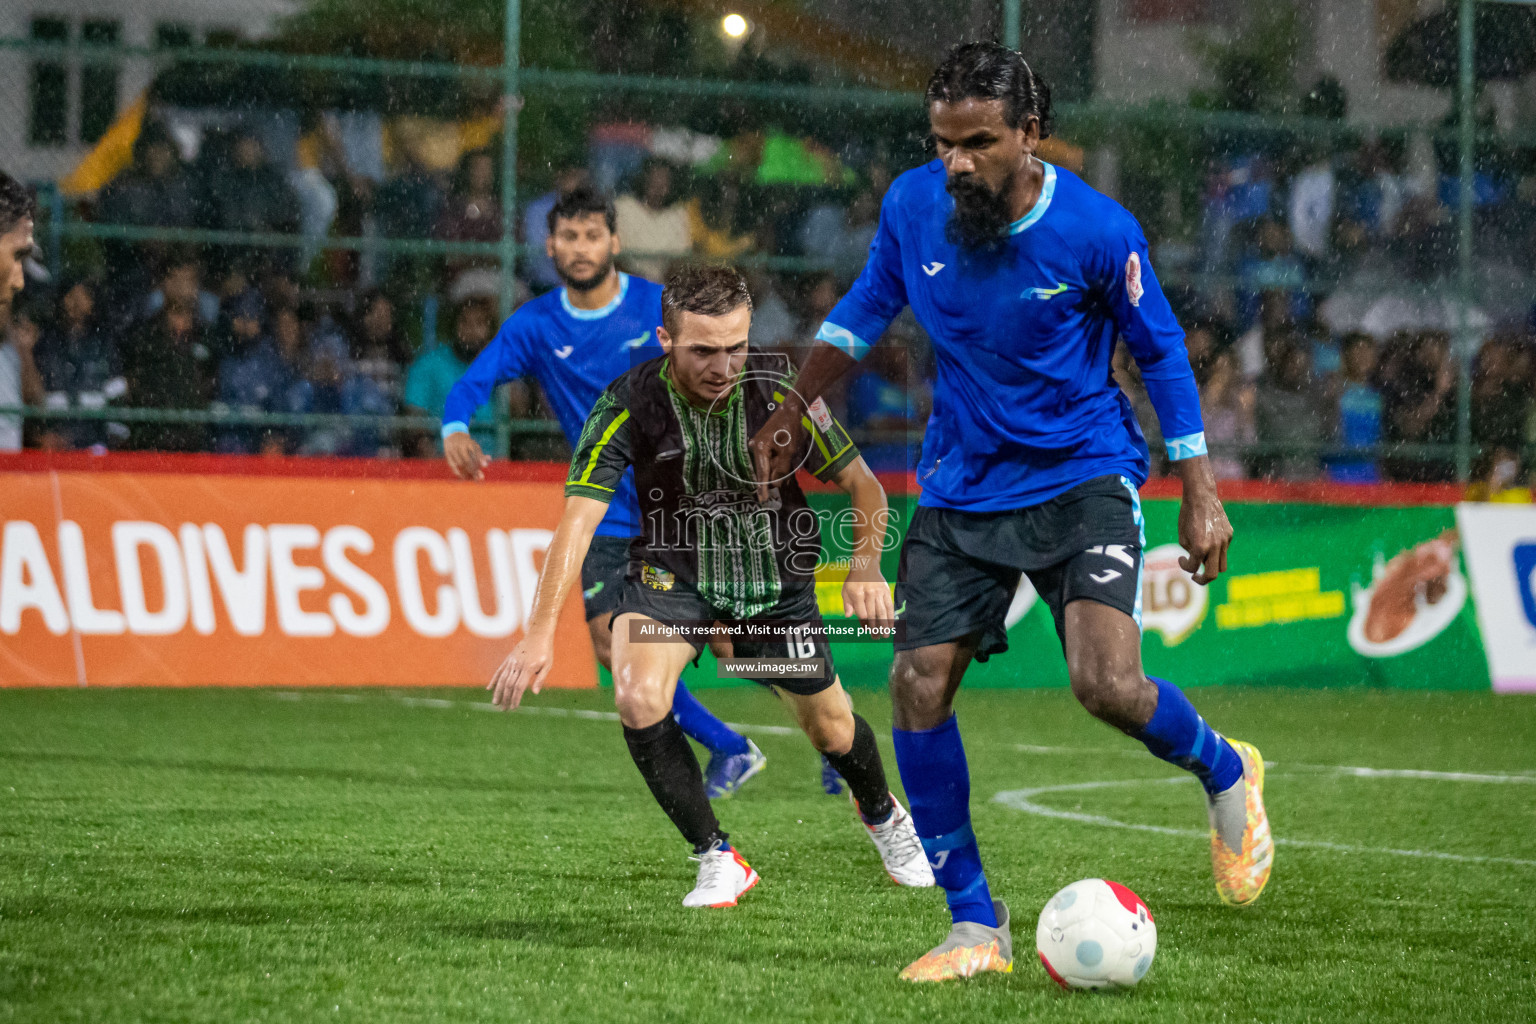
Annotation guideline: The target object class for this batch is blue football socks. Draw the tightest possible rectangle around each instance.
[893,715,998,927]
[671,681,751,757]
[1135,676,1244,795]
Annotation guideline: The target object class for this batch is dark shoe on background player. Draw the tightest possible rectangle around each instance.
[898,899,1013,981]
[821,753,844,795]
[702,739,767,799]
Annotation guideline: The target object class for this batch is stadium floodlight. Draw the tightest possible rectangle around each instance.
[722,13,749,38]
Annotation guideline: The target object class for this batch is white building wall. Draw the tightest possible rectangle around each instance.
[0,0,294,185]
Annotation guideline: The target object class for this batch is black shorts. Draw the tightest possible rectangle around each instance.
[611,580,837,696]
[894,474,1145,661]
[580,535,632,620]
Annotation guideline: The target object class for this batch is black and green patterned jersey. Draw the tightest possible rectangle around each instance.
[565,352,860,620]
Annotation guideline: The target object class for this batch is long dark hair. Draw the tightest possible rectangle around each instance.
[925,41,1053,139]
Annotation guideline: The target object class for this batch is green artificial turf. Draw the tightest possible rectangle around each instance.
[2,684,1533,1023]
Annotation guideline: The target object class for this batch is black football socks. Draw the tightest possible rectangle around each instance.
[623,716,727,854]
[823,714,895,824]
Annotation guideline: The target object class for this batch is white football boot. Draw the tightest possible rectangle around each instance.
[863,795,936,887]
[682,844,760,908]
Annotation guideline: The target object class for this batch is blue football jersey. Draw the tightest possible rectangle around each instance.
[443,273,662,536]
[817,160,1205,512]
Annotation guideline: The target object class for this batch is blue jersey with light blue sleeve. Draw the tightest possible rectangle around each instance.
[816,160,1205,512]
[442,273,662,537]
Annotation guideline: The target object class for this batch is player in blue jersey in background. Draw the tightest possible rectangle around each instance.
[750,43,1273,980]
[441,187,766,798]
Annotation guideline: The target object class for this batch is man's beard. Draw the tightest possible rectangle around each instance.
[945,172,1014,252]
[558,255,614,293]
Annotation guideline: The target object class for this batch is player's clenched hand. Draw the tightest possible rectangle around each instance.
[1177,487,1233,586]
[842,577,894,632]
[748,401,805,503]
[488,633,554,710]
[445,432,491,481]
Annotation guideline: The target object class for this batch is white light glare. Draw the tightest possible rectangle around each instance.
[722,13,749,38]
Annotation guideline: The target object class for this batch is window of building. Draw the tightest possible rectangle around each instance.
[79,20,121,144]
[27,17,69,146]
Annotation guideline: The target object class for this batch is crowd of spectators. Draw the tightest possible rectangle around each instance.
[4,80,1536,496]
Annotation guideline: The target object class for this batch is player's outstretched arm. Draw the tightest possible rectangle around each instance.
[830,456,895,627]
[749,343,858,501]
[1173,454,1232,585]
[444,432,491,481]
[489,496,608,710]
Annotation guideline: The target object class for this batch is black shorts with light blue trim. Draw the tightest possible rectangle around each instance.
[893,474,1145,660]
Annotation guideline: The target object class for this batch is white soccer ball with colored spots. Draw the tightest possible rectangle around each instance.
[1035,878,1157,990]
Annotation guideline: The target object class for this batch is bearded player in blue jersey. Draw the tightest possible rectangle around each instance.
[441,187,769,798]
[751,43,1273,981]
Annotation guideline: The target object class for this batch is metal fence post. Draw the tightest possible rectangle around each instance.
[497,0,522,460]
[1003,0,1021,50]
[1453,0,1476,481]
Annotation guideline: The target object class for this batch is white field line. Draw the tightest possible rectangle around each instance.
[1011,744,1536,783]
[269,690,799,736]
[992,776,1536,868]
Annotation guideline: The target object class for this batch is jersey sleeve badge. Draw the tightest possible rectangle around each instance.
[808,396,835,433]
[1125,252,1144,307]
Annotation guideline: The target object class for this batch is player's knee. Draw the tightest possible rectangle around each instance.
[612,671,672,729]
[803,706,855,755]
[1069,663,1151,730]
[889,652,950,729]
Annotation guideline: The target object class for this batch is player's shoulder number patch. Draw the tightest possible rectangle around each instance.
[808,397,834,433]
[1125,252,1144,307]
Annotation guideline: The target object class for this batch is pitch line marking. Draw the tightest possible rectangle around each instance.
[270,690,799,736]
[991,776,1536,868]
[1009,743,1536,783]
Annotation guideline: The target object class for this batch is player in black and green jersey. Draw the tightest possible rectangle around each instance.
[489,264,933,908]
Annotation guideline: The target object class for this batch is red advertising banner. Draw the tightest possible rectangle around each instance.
[0,464,595,688]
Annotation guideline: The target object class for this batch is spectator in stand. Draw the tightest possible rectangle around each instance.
[215,289,293,455]
[349,289,410,409]
[34,278,125,451]
[1237,218,1308,332]
[0,308,44,453]
[1380,330,1458,483]
[1197,347,1254,481]
[96,127,197,303]
[404,296,498,456]
[292,306,394,457]
[844,337,930,472]
[615,158,692,281]
[523,167,589,292]
[1471,333,1533,452]
[1254,333,1326,481]
[1465,446,1531,503]
[1235,289,1294,382]
[122,255,217,452]
[745,268,797,352]
[800,186,881,283]
[1325,332,1382,484]
[689,175,755,261]
[435,148,503,280]
[1336,138,1408,254]
[199,132,300,275]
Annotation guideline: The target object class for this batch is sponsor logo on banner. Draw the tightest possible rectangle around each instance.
[1515,543,1536,629]
[0,471,593,688]
[1456,504,1536,692]
[1346,531,1466,659]
[1140,543,1207,645]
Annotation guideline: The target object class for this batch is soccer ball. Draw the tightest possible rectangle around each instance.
[1035,878,1157,990]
